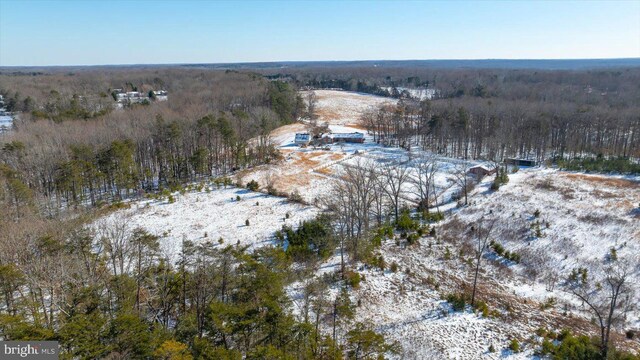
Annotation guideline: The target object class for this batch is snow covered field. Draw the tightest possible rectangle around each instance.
[304,89,393,126]
[96,186,318,261]
[444,169,640,328]
[286,168,639,359]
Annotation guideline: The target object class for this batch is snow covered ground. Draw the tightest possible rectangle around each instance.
[239,90,485,204]
[286,168,639,359]
[93,89,639,358]
[443,168,640,329]
[96,186,318,262]
[303,89,394,126]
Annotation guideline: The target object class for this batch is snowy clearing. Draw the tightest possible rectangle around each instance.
[96,186,318,262]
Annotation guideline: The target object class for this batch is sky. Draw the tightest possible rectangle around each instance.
[0,0,639,66]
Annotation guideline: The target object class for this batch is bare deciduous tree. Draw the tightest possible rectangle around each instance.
[565,260,635,359]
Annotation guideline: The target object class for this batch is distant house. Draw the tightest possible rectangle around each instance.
[505,158,537,167]
[331,132,365,144]
[468,165,496,177]
[152,90,169,101]
[295,133,311,146]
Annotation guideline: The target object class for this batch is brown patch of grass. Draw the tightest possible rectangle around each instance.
[315,108,342,121]
[563,173,640,189]
[305,151,325,159]
[294,153,321,168]
[315,167,333,175]
[329,153,345,161]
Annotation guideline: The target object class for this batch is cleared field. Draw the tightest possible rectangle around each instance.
[96,186,318,262]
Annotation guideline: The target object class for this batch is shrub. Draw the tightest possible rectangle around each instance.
[538,330,602,359]
[423,211,445,223]
[540,297,556,310]
[476,301,489,317]
[283,215,333,261]
[488,344,495,353]
[396,210,419,231]
[288,190,304,203]
[626,330,635,340]
[218,237,224,244]
[445,293,466,311]
[406,233,420,245]
[509,339,520,353]
[345,271,361,288]
[236,195,241,201]
[167,195,175,203]
[266,184,279,196]
[376,225,394,238]
[534,209,541,218]
[389,262,399,273]
[366,254,386,271]
[245,219,250,226]
[492,167,510,190]
[246,180,259,191]
[491,242,505,256]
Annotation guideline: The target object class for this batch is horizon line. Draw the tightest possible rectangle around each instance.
[2,57,640,69]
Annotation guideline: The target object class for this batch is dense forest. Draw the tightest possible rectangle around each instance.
[0,70,304,210]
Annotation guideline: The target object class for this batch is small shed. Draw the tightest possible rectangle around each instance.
[468,165,496,177]
[505,158,537,167]
[295,133,310,146]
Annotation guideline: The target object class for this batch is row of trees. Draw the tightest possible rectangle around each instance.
[359,98,639,162]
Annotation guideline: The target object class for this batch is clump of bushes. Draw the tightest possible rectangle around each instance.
[344,270,362,288]
[287,190,304,203]
[366,254,386,271]
[568,267,588,284]
[282,215,333,261]
[389,261,399,273]
[445,293,467,311]
[508,339,520,353]
[396,210,419,231]
[422,211,445,223]
[490,241,521,263]
[246,180,260,191]
[557,156,640,174]
[491,167,510,191]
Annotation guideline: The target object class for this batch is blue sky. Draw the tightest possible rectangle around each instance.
[1,0,639,66]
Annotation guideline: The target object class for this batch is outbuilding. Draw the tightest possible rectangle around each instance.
[505,158,537,167]
[468,165,497,177]
[331,132,365,143]
[295,133,311,146]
